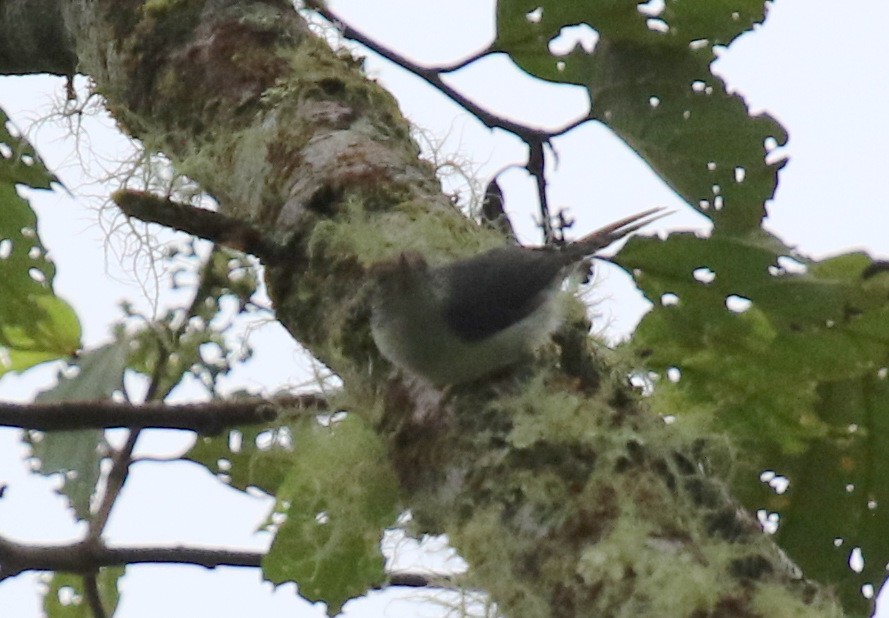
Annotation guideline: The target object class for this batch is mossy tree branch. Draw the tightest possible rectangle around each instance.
[0,1,843,616]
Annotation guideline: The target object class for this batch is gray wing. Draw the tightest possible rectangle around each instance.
[440,247,567,342]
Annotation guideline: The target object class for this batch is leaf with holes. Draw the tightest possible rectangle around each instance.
[27,340,130,520]
[262,414,399,616]
[618,233,889,444]
[617,233,889,613]
[494,0,783,232]
[0,108,80,375]
[739,374,889,617]
[43,567,124,618]
[0,108,57,189]
[186,417,302,497]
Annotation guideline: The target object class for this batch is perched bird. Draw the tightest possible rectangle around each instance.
[371,208,665,385]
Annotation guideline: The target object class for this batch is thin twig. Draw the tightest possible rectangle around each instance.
[85,338,163,541]
[386,572,440,589]
[314,3,548,138]
[88,252,221,540]
[88,430,139,542]
[527,140,553,242]
[83,573,108,618]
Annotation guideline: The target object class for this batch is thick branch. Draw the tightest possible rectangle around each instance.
[0,396,326,434]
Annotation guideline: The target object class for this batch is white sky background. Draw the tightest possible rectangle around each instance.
[1,0,888,616]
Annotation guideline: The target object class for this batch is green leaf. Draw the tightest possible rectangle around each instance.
[0,108,81,376]
[186,415,299,497]
[618,233,889,450]
[494,0,784,232]
[617,234,889,612]
[739,374,889,618]
[658,0,768,45]
[27,340,131,520]
[0,108,57,189]
[496,0,767,52]
[619,233,889,385]
[262,414,399,616]
[43,567,125,618]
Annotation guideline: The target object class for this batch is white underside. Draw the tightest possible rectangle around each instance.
[371,288,564,385]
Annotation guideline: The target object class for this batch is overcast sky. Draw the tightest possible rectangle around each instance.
[1,1,888,616]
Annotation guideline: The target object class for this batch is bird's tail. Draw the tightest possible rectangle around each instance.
[568,207,669,257]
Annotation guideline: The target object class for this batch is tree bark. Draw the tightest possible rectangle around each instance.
[0,2,844,616]
[0,0,75,75]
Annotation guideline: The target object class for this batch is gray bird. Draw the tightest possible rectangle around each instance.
[371,208,665,385]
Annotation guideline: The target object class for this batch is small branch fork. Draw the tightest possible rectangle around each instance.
[306,2,591,244]
[0,250,326,615]
[0,387,440,597]
[0,391,450,600]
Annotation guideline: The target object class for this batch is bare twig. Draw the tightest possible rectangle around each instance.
[113,190,289,263]
[83,573,108,618]
[526,140,553,242]
[386,572,439,589]
[88,430,140,542]
[0,396,325,433]
[0,536,263,577]
[87,331,168,541]
[313,3,546,138]
[0,535,448,591]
